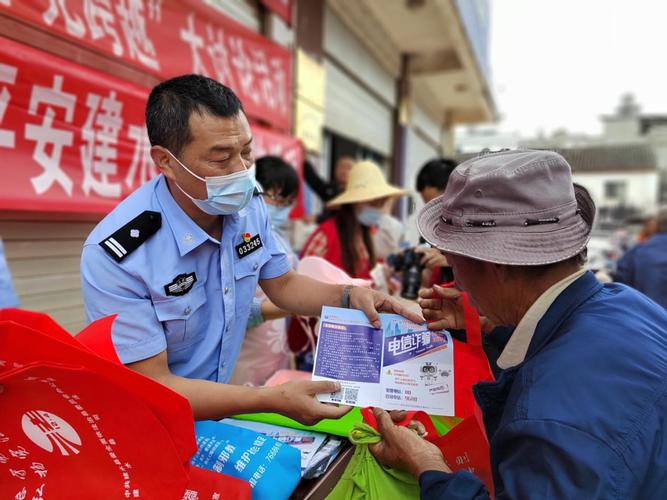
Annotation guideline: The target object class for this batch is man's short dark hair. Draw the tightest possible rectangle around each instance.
[255,156,299,198]
[145,74,243,155]
[416,158,458,192]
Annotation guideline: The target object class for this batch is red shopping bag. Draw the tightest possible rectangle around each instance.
[361,407,493,495]
[432,410,493,496]
[443,283,495,418]
[0,309,251,500]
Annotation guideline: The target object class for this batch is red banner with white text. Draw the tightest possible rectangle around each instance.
[0,0,292,130]
[0,36,303,215]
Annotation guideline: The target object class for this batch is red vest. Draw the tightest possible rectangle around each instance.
[301,218,370,279]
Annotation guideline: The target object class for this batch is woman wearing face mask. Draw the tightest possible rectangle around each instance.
[301,161,405,279]
[230,156,300,386]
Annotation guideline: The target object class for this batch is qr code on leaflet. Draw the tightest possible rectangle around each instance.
[329,389,343,403]
[343,387,359,405]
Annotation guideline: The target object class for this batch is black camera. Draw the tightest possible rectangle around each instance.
[387,247,424,300]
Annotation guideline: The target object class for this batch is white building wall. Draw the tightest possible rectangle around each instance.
[601,118,641,143]
[648,130,667,170]
[323,60,393,155]
[572,171,659,213]
[323,6,396,107]
[322,6,395,155]
[411,106,440,146]
[403,106,442,244]
[205,0,261,31]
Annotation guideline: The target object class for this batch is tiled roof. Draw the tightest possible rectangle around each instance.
[455,145,657,173]
[555,144,656,173]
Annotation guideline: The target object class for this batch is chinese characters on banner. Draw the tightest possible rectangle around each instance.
[0,0,292,130]
[0,36,303,215]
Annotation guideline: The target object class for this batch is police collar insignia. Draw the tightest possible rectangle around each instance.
[235,232,262,258]
[164,272,197,296]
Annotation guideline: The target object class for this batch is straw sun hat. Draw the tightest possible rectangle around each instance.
[326,160,406,207]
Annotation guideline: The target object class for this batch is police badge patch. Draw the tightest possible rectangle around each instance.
[164,272,197,297]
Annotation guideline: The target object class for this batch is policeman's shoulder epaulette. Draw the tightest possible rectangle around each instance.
[99,210,162,263]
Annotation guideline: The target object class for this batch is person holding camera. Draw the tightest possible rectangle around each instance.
[300,161,405,279]
[414,157,459,286]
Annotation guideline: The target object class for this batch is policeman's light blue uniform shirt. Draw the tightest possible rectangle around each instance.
[81,174,291,383]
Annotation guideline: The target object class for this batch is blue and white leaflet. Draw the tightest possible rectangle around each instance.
[312,307,455,416]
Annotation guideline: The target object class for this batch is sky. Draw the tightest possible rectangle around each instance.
[490,0,667,138]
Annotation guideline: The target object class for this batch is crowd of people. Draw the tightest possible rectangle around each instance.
[80,74,667,498]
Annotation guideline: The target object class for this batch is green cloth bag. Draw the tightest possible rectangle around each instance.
[326,423,420,500]
[233,408,457,438]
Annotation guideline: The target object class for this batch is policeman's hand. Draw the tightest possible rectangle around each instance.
[269,380,352,426]
[349,287,424,328]
[418,285,495,333]
[368,408,449,478]
[414,247,449,269]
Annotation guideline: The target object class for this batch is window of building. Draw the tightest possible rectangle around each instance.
[604,181,627,200]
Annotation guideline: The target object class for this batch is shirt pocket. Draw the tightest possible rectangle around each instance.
[234,248,271,317]
[153,285,207,353]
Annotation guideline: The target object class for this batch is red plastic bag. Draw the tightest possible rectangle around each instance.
[0,309,251,500]
[443,283,495,418]
[432,411,494,496]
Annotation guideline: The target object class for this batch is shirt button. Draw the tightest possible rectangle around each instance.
[183,306,191,315]
[253,263,259,271]
[224,286,229,295]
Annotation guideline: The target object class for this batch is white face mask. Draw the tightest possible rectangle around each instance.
[166,149,257,216]
[266,203,292,228]
[356,206,384,227]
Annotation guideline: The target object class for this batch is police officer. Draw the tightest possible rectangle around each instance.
[81,75,421,425]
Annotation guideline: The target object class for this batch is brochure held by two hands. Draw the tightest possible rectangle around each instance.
[312,306,455,416]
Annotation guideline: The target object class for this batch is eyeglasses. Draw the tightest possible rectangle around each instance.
[263,192,296,208]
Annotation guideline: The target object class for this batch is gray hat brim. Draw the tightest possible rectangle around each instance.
[417,184,595,266]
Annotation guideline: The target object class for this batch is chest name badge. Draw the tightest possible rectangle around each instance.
[236,232,263,259]
[164,272,197,297]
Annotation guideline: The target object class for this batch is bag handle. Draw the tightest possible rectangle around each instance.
[295,316,318,354]
[360,407,440,441]
[439,281,482,347]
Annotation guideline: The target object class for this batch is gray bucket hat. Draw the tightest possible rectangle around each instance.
[417,149,595,266]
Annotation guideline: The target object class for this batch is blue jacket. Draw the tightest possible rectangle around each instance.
[614,233,667,309]
[420,272,667,499]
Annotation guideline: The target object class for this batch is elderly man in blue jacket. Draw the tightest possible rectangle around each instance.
[370,150,667,499]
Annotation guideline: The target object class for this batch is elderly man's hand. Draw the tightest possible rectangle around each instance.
[414,247,449,269]
[368,408,450,478]
[350,287,424,328]
[418,285,496,333]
